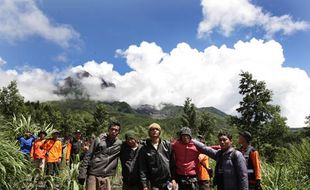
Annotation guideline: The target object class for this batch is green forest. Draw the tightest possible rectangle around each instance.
[0,72,310,189]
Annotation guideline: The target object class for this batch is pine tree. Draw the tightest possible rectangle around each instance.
[181,97,197,132]
[198,112,216,143]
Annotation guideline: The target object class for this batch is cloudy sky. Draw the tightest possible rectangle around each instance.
[1,0,310,128]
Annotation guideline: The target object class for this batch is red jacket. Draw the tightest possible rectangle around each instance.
[172,140,200,176]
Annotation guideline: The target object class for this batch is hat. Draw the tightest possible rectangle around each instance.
[179,127,192,137]
[239,131,252,142]
[148,123,161,131]
[38,131,47,136]
[125,130,138,140]
[75,130,81,133]
[52,129,60,134]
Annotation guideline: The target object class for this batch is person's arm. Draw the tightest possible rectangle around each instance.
[66,143,72,162]
[235,151,249,190]
[250,151,262,180]
[30,141,35,159]
[192,139,218,160]
[57,141,63,162]
[169,142,177,190]
[78,138,96,184]
[138,146,149,189]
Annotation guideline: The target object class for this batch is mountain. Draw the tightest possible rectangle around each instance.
[54,71,115,99]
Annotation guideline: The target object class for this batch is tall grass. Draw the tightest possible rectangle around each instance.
[262,139,310,190]
[0,138,32,190]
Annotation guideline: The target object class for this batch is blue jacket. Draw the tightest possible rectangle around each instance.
[193,140,248,190]
[17,135,36,154]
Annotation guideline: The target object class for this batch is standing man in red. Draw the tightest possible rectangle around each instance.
[172,127,200,190]
[238,131,262,190]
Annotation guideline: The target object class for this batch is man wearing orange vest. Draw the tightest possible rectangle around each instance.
[197,135,211,190]
[41,130,62,176]
[30,131,47,176]
[238,131,262,190]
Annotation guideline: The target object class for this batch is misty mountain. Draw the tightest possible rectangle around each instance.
[54,71,115,99]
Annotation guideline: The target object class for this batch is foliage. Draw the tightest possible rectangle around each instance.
[230,71,288,149]
[0,138,32,190]
[262,139,310,189]
[181,97,197,133]
[0,81,25,117]
[91,104,110,136]
[198,112,216,144]
[1,115,54,142]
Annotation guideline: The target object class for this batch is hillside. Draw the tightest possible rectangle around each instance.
[42,99,229,138]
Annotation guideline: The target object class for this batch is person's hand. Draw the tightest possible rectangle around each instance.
[78,178,85,185]
[143,187,148,190]
[255,180,262,190]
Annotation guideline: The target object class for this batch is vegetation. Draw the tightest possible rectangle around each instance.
[0,74,310,189]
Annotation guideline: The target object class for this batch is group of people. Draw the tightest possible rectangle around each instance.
[75,121,262,190]
[17,129,89,177]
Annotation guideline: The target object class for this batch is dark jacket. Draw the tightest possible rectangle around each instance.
[71,137,82,155]
[139,138,175,188]
[193,140,248,190]
[78,133,122,179]
[120,142,142,186]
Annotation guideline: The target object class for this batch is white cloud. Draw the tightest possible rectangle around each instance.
[0,0,79,47]
[198,0,310,38]
[0,68,61,101]
[1,39,310,128]
[0,57,6,65]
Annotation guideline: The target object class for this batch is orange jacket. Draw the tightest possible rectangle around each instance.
[30,139,46,159]
[65,142,72,161]
[198,154,210,181]
[240,146,262,183]
[41,139,62,163]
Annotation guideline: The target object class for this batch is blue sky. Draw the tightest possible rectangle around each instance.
[1,0,309,74]
[1,0,310,127]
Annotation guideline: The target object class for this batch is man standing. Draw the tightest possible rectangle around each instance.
[120,130,142,190]
[197,135,211,190]
[139,123,176,190]
[17,130,36,159]
[193,131,248,190]
[30,131,47,176]
[70,130,83,163]
[238,131,262,190]
[41,130,63,176]
[172,127,199,190]
[78,121,122,190]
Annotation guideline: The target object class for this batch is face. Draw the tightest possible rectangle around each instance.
[39,133,46,139]
[149,128,160,138]
[75,132,82,139]
[108,125,120,139]
[52,133,59,139]
[181,134,191,144]
[24,132,31,138]
[126,138,138,148]
[238,135,247,144]
[218,135,232,150]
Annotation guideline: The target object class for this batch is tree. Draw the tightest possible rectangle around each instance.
[0,81,25,118]
[304,115,310,137]
[91,104,110,136]
[181,97,197,133]
[231,71,288,149]
[198,112,216,144]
